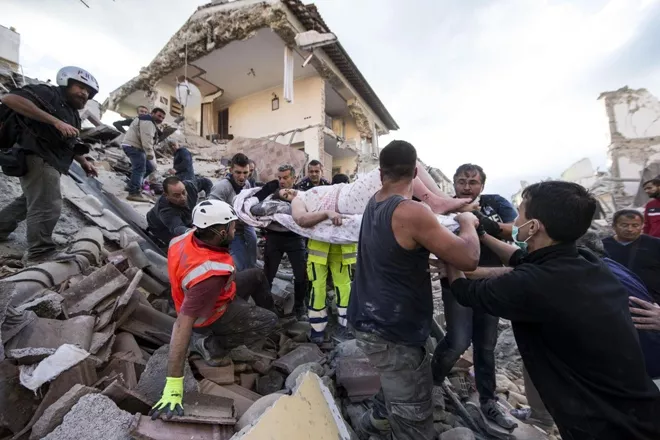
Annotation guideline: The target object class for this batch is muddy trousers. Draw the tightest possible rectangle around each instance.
[0,155,62,259]
[307,258,352,338]
[193,268,278,355]
[356,331,435,440]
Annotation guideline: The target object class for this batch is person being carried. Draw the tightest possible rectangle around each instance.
[348,140,481,440]
[121,107,166,202]
[442,180,660,440]
[165,139,212,196]
[209,153,257,271]
[149,200,278,419]
[280,161,476,228]
[146,177,199,249]
[0,66,98,265]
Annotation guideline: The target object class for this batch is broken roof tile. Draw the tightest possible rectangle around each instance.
[129,414,234,440]
[199,379,256,418]
[192,358,235,385]
[61,263,128,317]
[5,315,95,352]
[272,344,324,374]
[336,357,381,402]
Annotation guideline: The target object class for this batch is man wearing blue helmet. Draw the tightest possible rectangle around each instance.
[0,66,99,265]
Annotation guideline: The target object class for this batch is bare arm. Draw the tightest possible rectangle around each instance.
[480,234,518,265]
[405,204,480,271]
[291,198,331,227]
[465,266,513,279]
[166,314,196,377]
[1,94,61,126]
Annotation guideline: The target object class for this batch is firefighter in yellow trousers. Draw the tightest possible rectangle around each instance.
[307,239,356,343]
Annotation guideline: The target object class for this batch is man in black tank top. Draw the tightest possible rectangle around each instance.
[347,141,481,440]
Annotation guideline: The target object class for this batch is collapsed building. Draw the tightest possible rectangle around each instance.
[512,86,660,226]
[103,0,399,180]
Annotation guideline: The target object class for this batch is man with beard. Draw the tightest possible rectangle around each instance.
[209,153,256,270]
[643,177,660,238]
[0,66,98,265]
[432,163,518,430]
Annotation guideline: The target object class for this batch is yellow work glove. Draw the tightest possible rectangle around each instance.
[149,377,184,420]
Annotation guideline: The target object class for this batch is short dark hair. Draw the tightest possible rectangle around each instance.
[612,209,644,225]
[521,181,597,243]
[163,176,182,194]
[230,153,249,168]
[576,230,606,258]
[278,164,295,177]
[332,173,350,184]
[454,163,486,185]
[152,107,166,115]
[379,140,417,181]
[643,177,660,186]
[308,160,323,168]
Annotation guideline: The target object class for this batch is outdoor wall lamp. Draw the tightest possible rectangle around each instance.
[272,93,280,111]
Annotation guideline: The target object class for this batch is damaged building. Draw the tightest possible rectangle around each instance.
[512,86,660,223]
[103,0,399,180]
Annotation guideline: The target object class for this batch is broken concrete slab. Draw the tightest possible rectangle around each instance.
[199,379,256,418]
[0,360,40,435]
[30,384,100,440]
[336,357,381,402]
[129,414,234,440]
[102,379,152,414]
[234,372,351,439]
[42,394,133,440]
[15,291,64,319]
[62,263,129,317]
[6,347,56,365]
[6,315,95,351]
[120,303,174,346]
[19,344,90,391]
[160,392,234,425]
[256,369,285,395]
[135,344,199,404]
[240,373,259,390]
[272,344,324,374]
[235,393,285,432]
[192,358,235,385]
[285,362,324,391]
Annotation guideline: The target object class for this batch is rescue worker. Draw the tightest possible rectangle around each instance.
[295,159,329,191]
[306,240,356,343]
[150,200,278,419]
[146,176,198,249]
[121,107,166,202]
[0,66,99,265]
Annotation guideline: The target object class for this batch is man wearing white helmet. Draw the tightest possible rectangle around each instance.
[150,199,278,420]
[0,66,99,265]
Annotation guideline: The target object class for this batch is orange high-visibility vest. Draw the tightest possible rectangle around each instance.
[168,230,236,327]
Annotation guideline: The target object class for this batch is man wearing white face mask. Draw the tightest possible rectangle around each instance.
[443,180,660,440]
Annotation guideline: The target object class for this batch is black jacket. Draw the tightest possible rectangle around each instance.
[172,147,195,182]
[10,84,82,173]
[451,243,660,440]
[146,181,198,245]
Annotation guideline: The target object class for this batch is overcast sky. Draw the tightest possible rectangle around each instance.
[4,0,660,198]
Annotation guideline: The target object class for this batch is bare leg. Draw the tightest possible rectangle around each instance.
[413,178,468,214]
[416,162,446,198]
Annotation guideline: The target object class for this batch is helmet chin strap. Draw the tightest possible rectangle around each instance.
[210,225,231,247]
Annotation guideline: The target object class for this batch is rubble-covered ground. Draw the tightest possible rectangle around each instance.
[0,123,553,440]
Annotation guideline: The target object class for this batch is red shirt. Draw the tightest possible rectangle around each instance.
[644,198,660,238]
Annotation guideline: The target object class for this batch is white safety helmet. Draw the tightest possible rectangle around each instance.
[192,200,238,229]
[56,66,99,99]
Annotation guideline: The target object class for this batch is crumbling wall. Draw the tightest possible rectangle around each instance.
[599,87,660,206]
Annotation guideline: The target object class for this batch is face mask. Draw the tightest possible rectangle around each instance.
[511,219,534,251]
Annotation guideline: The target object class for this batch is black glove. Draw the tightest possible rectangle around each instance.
[473,211,502,237]
[254,179,280,202]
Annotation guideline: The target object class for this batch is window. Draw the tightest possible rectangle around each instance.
[170,96,183,118]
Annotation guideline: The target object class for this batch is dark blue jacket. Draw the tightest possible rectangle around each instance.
[604,257,660,378]
[173,147,195,182]
[479,194,517,266]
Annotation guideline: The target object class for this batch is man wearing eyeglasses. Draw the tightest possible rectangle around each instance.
[432,163,519,430]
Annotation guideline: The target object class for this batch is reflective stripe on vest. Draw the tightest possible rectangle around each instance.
[181,261,235,292]
[170,229,194,247]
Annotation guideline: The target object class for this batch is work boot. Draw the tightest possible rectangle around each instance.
[191,336,231,367]
[127,193,152,203]
[23,249,76,267]
[357,409,391,439]
[481,399,518,431]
